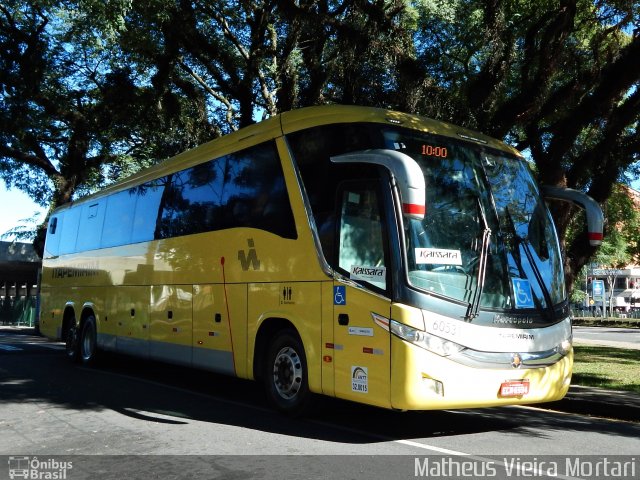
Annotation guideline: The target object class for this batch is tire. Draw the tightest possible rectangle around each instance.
[65,320,79,363]
[264,329,311,416]
[79,316,98,365]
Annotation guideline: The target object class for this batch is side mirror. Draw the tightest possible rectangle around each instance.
[541,186,604,246]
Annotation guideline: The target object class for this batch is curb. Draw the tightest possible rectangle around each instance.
[0,326,38,335]
[541,385,640,422]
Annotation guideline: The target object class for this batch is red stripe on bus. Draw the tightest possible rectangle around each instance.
[403,203,426,215]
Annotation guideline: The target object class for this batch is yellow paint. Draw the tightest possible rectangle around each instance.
[332,280,392,408]
[193,284,233,354]
[110,286,149,343]
[149,285,192,346]
[246,281,322,392]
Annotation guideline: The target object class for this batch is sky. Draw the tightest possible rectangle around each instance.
[1,175,640,243]
[0,181,46,241]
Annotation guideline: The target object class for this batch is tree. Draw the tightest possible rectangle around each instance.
[606,184,640,263]
[1,0,413,227]
[105,0,414,127]
[402,0,640,291]
[1,0,638,294]
[0,0,216,253]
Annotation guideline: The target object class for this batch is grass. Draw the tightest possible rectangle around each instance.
[572,345,640,393]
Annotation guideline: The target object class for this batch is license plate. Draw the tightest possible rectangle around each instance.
[499,380,530,397]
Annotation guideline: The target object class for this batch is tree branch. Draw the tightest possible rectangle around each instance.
[545,34,640,166]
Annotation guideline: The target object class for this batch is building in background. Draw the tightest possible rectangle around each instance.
[588,266,640,313]
[0,241,41,326]
[581,185,640,315]
[622,184,640,265]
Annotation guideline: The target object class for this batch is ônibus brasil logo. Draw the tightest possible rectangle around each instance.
[8,456,73,479]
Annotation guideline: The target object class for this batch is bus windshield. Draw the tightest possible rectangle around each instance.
[380,128,565,312]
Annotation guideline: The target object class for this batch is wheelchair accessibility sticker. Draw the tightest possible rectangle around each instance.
[334,286,346,305]
[512,278,534,309]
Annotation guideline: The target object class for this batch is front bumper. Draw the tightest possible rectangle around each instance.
[390,336,572,410]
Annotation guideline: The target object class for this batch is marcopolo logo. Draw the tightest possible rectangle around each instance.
[8,456,73,479]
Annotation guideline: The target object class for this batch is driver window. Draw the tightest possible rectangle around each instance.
[337,183,388,291]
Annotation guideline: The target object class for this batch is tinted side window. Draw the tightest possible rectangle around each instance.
[48,141,295,254]
[58,207,81,255]
[102,190,136,248]
[76,202,106,252]
[44,216,61,258]
[132,180,166,243]
[157,142,296,239]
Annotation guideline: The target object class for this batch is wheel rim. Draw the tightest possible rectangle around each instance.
[65,326,77,357]
[81,323,95,361]
[272,346,303,400]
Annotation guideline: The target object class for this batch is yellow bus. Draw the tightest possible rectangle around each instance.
[39,105,603,414]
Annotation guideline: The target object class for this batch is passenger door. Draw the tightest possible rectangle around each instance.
[332,182,392,408]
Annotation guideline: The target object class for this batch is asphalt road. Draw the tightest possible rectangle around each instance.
[573,326,640,349]
[1,331,639,479]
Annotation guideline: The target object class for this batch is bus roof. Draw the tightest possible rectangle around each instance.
[51,105,521,213]
[280,105,519,157]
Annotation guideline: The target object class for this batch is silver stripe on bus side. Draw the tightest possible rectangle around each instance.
[97,333,235,375]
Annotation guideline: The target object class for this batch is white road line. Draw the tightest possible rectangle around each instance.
[308,419,582,479]
[395,438,469,455]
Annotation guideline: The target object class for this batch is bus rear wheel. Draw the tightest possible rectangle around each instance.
[264,329,311,416]
[79,316,98,365]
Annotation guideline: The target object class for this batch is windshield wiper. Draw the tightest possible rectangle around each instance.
[520,236,557,322]
[465,198,491,321]
[504,207,556,322]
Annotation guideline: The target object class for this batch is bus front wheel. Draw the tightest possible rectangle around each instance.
[264,329,311,416]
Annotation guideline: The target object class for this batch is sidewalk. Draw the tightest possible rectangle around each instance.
[0,325,37,335]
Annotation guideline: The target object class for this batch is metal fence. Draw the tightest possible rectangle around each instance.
[570,307,640,320]
[0,295,37,327]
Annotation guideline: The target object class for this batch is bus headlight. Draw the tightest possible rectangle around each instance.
[390,320,465,357]
[557,334,573,356]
